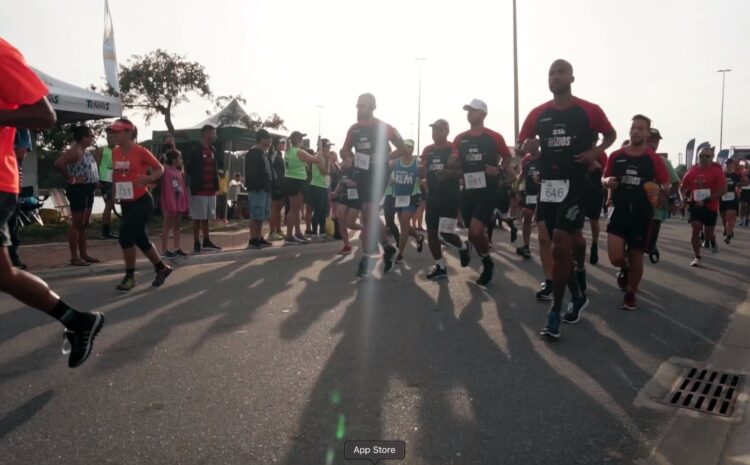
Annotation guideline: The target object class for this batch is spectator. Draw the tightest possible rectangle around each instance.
[93,127,118,239]
[268,137,286,241]
[54,125,100,266]
[309,138,333,239]
[244,129,274,248]
[160,149,189,258]
[185,124,223,253]
[227,172,244,219]
[217,169,229,223]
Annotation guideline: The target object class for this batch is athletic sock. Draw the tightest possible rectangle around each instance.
[50,300,86,332]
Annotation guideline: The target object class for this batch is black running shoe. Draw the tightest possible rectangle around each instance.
[383,245,397,273]
[576,268,587,292]
[202,240,222,251]
[152,266,173,287]
[258,238,273,248]
[459,241,471,267]
[395,254,404,265]
[174,249,188,257]
[476,259,495,286]
[62,312,104,368]
[589,243,599,265]
[247,239,261,250]
[416,235,424,253]
[516,246,532,259]
[536,283,553,301]
[540,310,561,339]
[563,295,589,324]
[648,248,660,264]
[427,265,448,280]
[193,240,201,253]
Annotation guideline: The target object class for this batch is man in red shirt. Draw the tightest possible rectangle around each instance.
[680,146,727,266]
[0,37,104,368]
[186,124,223,253]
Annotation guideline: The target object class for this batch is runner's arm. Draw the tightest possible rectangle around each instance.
[0,98,56,129]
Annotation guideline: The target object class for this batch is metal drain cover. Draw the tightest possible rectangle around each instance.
[664,367,744,417]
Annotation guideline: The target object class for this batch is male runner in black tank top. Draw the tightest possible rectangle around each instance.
[341,93,407,277]
[518,59,616,340]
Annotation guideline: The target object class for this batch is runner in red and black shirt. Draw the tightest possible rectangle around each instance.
[420,119,470,280]
[603,115,669,311]
[719,158,745,243]
[0,38,103,368]
[680,147,727,266]
[518,59,616,339]
[341,93,407,277]
[585,148,609,266]
[448,98,513,286]
[517,138,542,260]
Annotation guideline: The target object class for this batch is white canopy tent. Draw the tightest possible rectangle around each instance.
[32,67,122,123]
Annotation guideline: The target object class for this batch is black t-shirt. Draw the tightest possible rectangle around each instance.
[422,142,456,194]
[521,154,542,196]
[453,128,511,193]
[519,97,613,189]
[342,119,401,187]
[724,172,741,198]
[605,149,668,212]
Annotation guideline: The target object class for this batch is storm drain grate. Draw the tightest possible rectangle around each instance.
[665,367,744,417]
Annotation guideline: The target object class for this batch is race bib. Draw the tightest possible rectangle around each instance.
[354,152,370,171]
[438,217,457,234]
[722,192,735,201]
[102,168,113,183]
[742,185,750,190]
[525,195,537,205]
[347,188,359,200]
[395,195,411,208]
[429,162,444,172]
[464,171,486,190]
[115,181,134,200]
[693,188,711,202]
[540,180,570,203]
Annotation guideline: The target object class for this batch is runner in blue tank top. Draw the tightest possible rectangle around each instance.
[389,140,424,264]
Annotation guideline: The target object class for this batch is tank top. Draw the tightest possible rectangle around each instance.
[311,159,329,188]
[392,158,420,197]
[99,146,114,182]
[68,150,100,184]
[284,147,306,180]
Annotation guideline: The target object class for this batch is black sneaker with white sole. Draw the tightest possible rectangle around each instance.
[536,283,553,301]
[427,265,448,280]
[383,245,397,273]
[540,310,561,339]
[62,312,104,368]
[202,240,222,252]
[476,258,495,286]
[152,266,173,287]
[563,295,589,324]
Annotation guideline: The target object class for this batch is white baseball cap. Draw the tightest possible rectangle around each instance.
[463,98,488,114]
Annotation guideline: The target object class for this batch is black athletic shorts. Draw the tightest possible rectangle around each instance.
[586,188,605,220]
[426,188,460,230]
[720,200,739,213]
[100,181,114,202]
[495,185,511,213]
[607,208,653,250]
[66,183,96,212]
[460,189,496,227]
[270,181,284,201]
[537,190,587,237]
[741,189,750,203]
[353,179,388,206]
[0,192,17,247]
[689,205,718,227]
[283,178,306,197]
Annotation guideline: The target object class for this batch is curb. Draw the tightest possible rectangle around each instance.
[34,239,347,281]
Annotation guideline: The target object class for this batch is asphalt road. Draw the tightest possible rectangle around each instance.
[1,218,748,465]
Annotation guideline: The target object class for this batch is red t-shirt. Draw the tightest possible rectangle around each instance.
[0,38,50,194]
[194,146,217,196]
[112,144,162,201]
[681,163,726,212]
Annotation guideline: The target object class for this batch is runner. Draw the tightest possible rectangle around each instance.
[719,158,745,244]
[341,93,407,277]
[383,164,401,244]
[644,128,680,263]
[422,119,470,280]
[516,138,542,260]
[94,127,118,239]
[603,115,669,310]
[585,142,608,267]
[389,139,424,264]
[448,98,513,286]
[0,37,103,367]
[110,118,173,291]
[160,149,189,257]
[332,151,361,255]
[680,146,727,266]
[740,160,750,227]
[283,131,318,245]
[518,59,616,339]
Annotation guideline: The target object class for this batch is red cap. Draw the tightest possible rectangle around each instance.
[110,120,136,132]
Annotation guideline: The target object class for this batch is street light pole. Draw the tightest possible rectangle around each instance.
[415,58,426,155]
[718,69,731,150]
[512,0,519,142]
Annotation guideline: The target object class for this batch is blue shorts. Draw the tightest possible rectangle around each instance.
[248,191,271,221]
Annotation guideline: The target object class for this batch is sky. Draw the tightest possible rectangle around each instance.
[1,0,749,165]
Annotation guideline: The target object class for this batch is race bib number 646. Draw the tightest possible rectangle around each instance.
[540,180,569,203]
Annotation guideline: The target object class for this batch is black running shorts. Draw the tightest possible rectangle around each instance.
[689,205,718,227]
[460,189,496,227]
[426,189,460,230]
[607,208,653,250]
[537,190,587,237]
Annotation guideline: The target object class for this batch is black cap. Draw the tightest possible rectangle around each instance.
[255,128,271,141]
[649,128,662,140]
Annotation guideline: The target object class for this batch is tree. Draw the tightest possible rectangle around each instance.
[208,93,287,132]
[119,49,212,133]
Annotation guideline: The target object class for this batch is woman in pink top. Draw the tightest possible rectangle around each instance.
[160,150,189,258]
